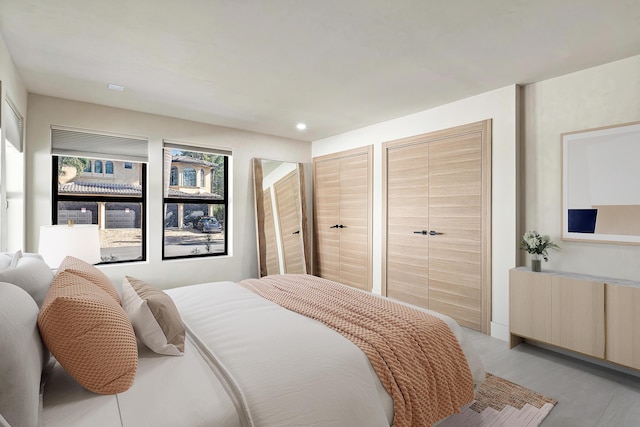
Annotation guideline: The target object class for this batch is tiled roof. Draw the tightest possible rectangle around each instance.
[59,182,142,196]
[58,181,222,200]
[168,188,223,200]
[172,156,218,168]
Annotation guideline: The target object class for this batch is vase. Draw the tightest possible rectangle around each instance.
[531,257,541,272]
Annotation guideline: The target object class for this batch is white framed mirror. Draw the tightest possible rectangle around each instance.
[252,158,310,276]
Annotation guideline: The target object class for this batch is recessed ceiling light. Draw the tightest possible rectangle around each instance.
[108,83,125,91]
[296,123,307,130]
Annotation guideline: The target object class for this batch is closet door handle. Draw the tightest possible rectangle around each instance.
[292,230,300,235]
[330,224,339,229]
[338,224,346,229]
[429,230,443,236]
[413,230,428,235]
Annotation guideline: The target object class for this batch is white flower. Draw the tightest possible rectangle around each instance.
[520,230,559,262]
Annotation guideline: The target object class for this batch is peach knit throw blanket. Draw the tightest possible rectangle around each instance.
[240,274,474,427]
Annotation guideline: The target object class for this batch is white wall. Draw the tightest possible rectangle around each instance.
[0,32,28,251]
[312,85,519,341]
[523,55,640,281]
[25,94,311,288]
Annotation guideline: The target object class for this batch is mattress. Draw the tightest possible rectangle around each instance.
[42,279,484,426]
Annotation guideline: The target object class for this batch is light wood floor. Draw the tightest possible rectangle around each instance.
[465,328,640,426]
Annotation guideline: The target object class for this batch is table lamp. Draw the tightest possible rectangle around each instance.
[38,224,102,268]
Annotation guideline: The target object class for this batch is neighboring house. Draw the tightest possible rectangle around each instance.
[59,156,223,230]
[58,159,142,229]
[169,155,219,197]
[166,155,223,229]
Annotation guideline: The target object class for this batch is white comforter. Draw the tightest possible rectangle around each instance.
[42,280,484,426]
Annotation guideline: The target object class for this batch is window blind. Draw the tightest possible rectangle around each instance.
[51,127,148,162]
[4,99,23,153]
[163,140,232,157]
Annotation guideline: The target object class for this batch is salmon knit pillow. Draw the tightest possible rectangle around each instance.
[57,256,121,305]
[38,271,137,394]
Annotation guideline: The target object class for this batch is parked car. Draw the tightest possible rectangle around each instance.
[182,210,205,228]
[196,216,222,233]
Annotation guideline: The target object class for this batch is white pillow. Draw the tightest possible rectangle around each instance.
[0,253,13,269]
[121,276,185,356]
[0,250,26,269]
[0,282,48,427]
[0,255,54,307]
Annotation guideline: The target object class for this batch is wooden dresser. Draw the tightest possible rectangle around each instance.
[510,267,640,370]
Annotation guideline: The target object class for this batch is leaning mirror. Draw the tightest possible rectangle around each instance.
[252,158,310,277]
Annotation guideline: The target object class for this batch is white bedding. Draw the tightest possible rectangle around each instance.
[43,335,243,427]
[42,280,484,427]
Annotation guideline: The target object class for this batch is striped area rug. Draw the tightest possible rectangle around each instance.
[439,373,557,427]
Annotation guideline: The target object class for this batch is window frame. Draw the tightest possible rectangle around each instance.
[162,148,228,260]
[51,156,147,264]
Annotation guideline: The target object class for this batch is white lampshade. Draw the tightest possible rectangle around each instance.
[39,224,102,268]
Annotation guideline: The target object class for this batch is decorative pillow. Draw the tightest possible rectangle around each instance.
[57,256,121,305]
[121,276,185,356]
[0,254,55,307]
[0,282,48,427]
[38,271,138,394]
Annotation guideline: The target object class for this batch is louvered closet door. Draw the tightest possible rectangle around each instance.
[313,157,341,282]
[274,171,305,274]
[428,134,482,330]
[338,153,370,290]
[385,142,430,306]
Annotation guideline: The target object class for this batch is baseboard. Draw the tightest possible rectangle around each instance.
[490,322,510,342]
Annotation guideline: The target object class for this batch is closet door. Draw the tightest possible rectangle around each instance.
[274,170,305,274]
[262,188,280,274]
[384,142,430,306]
[428,133,483,330]
[338,153,370,290]
[383,120,491,333]
[313,146,372,291]
[313,157,341,282]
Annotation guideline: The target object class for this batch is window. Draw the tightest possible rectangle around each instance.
[163,143,228,259]
[51,127,148,264]
[183,167,196,186]
[170,167,178,185]
[83,162,92,173]
[124,162,133,169]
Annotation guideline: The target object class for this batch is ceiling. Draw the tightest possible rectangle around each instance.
[1,0,639,142]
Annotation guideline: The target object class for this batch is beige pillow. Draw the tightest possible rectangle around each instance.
[38,271,137,394]
[122,276,185,356]
[58,256,121,304]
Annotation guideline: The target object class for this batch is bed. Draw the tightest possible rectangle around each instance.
[0,253,484,427]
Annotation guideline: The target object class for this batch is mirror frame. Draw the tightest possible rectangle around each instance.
[252,158,311,277]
